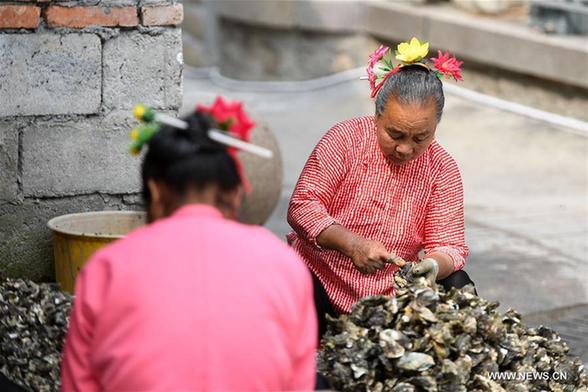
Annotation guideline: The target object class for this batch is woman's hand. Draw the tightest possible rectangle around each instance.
[412,258,439,285]
[317,224,404,274]
[348,237,395,274]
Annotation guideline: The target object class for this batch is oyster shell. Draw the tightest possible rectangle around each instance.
[318,268,588,391]
[0,278,72,392]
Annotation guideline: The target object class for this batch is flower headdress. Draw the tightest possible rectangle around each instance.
[365,37,464,98]
[129,97,272,192]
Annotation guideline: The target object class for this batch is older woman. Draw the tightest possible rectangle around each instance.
[287,39,475,334]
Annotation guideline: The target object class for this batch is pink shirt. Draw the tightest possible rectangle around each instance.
[61,204,317,391]
[288,116,468,313]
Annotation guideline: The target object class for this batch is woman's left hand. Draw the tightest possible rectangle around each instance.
[412,258,439,286]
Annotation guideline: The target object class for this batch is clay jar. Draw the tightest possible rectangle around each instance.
[239,120,283,225]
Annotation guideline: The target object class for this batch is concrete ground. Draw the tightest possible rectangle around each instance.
[182,71,587,325]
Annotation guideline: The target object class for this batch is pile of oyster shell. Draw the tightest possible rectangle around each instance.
[319,265,587,391]
[0,278,72,392]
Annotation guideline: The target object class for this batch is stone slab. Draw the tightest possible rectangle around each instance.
[183,3,207,40]
[215,0,365,32]
[214,0,297,29]
[183,33,213,67]
[102,29,183,110]
[219,19,378,80]
[424,7,588,89]
[363,1,426,41]
[294,0,364,33]
[214,0,588,89]
[21,111,143,197]
[0,122,19,202]
[0,33,101,117]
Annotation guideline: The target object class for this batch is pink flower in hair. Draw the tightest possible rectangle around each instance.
[366,45,401,97]
[368,45,389,68]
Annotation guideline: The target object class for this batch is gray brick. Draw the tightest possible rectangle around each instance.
[103,29,183,110]
[0,34,101,117]
[0,122,19,202]
[22,111,144,197]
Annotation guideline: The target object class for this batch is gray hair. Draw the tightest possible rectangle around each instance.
[375,66,445,122]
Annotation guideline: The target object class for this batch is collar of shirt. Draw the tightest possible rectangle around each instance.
[172,203,223,220]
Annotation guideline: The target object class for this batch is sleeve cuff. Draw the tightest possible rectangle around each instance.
[306,216,337,250]
[426,246,466,271]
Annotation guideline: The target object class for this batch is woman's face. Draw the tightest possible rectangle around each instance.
[375,96,438,165]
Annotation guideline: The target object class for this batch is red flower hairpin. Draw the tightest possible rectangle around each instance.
[197,97,267,193]
[197,96,256,143]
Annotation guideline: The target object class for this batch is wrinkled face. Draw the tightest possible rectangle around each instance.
[375,96,438,165]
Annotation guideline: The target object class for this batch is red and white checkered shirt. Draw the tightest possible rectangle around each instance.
[287,116,468,314]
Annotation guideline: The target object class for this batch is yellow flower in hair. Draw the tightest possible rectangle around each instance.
[130,128,140,141]
[395,37,429,64]
[133,104,146,121]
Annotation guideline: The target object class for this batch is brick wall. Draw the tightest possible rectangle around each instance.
[0,0,184,280]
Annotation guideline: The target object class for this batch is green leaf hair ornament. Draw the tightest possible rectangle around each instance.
[128,103,273,159]
[129,122,161,156]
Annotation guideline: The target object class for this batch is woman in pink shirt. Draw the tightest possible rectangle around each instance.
[61,102,317,391]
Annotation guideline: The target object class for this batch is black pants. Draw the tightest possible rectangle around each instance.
[0,374,27,392]
[312,269,476,339]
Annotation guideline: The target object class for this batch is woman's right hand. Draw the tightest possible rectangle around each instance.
[348,237,391,274]
[317,224,404,274]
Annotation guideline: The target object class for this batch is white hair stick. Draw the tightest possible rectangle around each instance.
[208,129,273,159]
[155,113,189,130]
[149,113,272,158]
